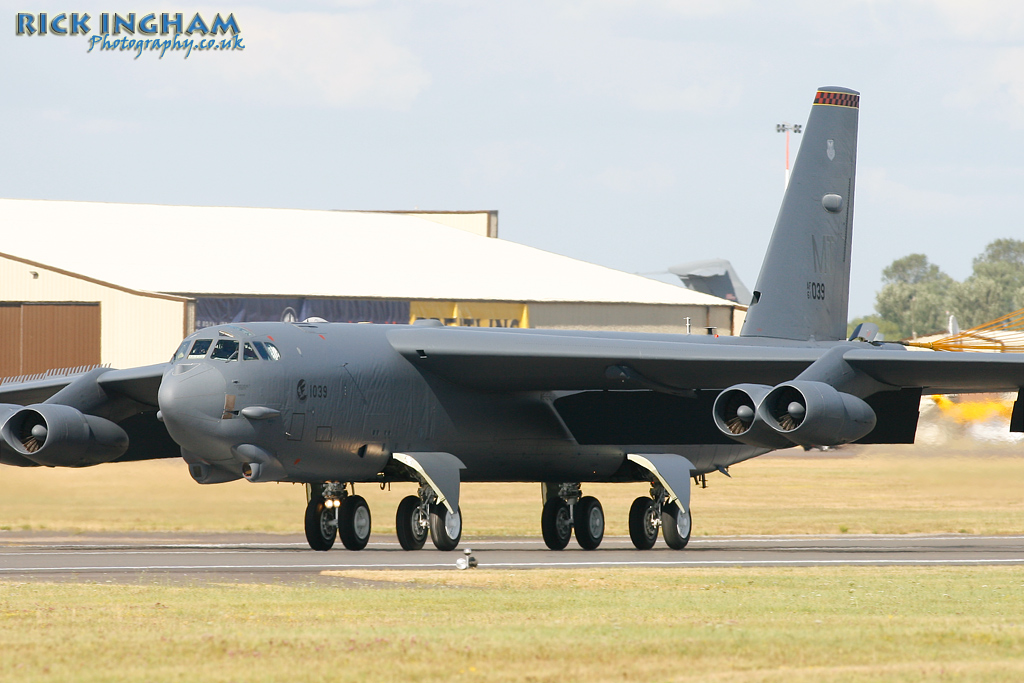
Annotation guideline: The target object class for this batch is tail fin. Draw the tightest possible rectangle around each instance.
[741,86,860,341]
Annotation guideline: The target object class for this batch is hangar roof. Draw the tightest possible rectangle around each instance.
[0,199,733,307]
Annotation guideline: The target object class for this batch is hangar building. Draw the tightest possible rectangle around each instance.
[0,199,744,373]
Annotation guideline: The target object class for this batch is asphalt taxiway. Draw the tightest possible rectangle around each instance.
[1,532,1023,581]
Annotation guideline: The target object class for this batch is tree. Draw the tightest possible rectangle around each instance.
[874,254,955,339]
[950,239,1024,327]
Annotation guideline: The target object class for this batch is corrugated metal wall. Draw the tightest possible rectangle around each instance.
[0,303,101,376]
[0,305,20,375]
[23,303,101,374]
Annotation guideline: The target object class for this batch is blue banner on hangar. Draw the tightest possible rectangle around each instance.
[195,297,410,329]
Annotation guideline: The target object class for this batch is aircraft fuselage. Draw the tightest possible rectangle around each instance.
[158,321,767,486]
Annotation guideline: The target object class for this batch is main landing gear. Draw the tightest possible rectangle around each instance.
[304,482,371,551]
[541,483,605,550]
[395,484,462,551]
[538,480,692,552]
[628,483,692,550]
[306,480,462,552]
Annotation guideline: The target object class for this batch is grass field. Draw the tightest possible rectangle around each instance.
[2,442,1023,681]
[1,441,1023,537]
[1,566,1022,682]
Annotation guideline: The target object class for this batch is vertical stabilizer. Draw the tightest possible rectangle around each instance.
[741,87,859,341]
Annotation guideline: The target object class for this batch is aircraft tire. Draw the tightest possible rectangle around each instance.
[628,497,659,550]
[541,498,572,550]
[429,504,462,551]
[338,495,372,551]
[574,496,604,550]
[396,495,428,551]
[661,502,692,550]
[304,498,336,551]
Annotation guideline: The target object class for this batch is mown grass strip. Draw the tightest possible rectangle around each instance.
[1,566,1022,682]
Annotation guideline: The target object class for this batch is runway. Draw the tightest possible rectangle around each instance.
[2,532,1023,581]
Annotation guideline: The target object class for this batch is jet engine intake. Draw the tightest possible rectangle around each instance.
[757,380,876,447]
[0,404,129,467]
[0,404,40,467]
[712,384,798,449]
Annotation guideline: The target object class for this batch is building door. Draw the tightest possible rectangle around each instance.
[0,303,101,378]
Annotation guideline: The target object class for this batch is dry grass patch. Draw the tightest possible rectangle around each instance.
[1,443,1023,536]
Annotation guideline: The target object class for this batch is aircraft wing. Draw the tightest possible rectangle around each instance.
[0,364,167,407]
[389,327,1024,394]
[843,349,1024,394]
[388,327,822,392]
[94,364,167,407]
[0,363,177,466]
[0,373,86,406]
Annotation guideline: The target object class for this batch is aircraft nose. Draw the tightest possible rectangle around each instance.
[158,363,229,452]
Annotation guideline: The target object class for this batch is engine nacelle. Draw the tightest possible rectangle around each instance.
[0,404,40,467]
[1,404,129,467]
[712,384,798,449]
[757,380,876,447]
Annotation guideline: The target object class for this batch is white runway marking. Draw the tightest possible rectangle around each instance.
[2,558,1024,573]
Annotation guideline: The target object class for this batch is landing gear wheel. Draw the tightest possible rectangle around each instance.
[661,502,692,550]
[629,496,659,550]
[338,495,371,550]
[396,495,429,551]
[574,496,604,550]
[429,504,462,551]
[541,498,572,550]
[304,498,336,551]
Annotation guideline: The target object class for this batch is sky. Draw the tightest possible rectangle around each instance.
[3,1,1024,319]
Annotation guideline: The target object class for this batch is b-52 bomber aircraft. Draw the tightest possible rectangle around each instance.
[3,86,1023,552]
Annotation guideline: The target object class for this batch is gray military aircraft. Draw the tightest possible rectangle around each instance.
[2,86,1023,552]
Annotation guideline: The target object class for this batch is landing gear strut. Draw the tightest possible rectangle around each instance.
[391,451,466,551]
[540,483,605,550]
[628,483,692,550]
[304,482,372,551]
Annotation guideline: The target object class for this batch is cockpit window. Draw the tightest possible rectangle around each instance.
[264,342,282,361]
[188,339,212,358]
[210,339,239,361]
[243,343,259,361]
[172,340,190,362]
[252,341,270,360]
